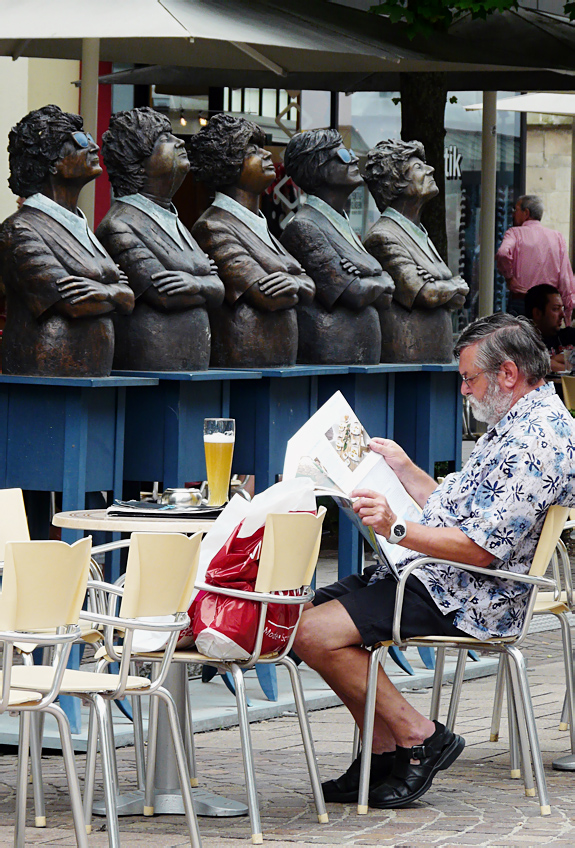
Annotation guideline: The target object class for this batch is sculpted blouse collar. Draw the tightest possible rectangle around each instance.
[381,206,444,266]
[23,193,108,257]
[118,193,199,253]
[211,192,281,254]
[304,194,369,255]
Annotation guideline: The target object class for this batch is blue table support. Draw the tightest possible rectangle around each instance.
[114,370,262,489]
[0,374,158,732]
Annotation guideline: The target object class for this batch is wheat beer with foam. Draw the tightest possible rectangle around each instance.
[203,419,235,506]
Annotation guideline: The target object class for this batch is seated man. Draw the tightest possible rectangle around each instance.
[525,283,575,373]
[294,312,575,810]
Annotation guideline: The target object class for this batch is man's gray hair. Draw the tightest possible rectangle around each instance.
[517,194,544,222]
[454,313,550,385]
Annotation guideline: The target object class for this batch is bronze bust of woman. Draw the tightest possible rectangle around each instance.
[0,105,134,376]
[363,139,468,363]
[97,107,224,371]
[188,114,315,368]
[282,129,394,364]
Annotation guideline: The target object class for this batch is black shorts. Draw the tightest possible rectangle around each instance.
[312,564,465,648]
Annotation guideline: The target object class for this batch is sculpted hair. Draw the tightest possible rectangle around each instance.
[524,284,560,319]
[187,114,266,189]
[102,107,172,197]
[283,129,343,194]
[518,194,544,222]
[363,138,426,212]
[454,313,550,385]
[8,104,83,197]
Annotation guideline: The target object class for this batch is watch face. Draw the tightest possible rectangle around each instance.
[393,523,406,538]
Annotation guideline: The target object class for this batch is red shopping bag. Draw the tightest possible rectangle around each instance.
[190,520,302,660]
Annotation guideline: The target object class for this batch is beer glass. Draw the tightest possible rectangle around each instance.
[203,418,235,506]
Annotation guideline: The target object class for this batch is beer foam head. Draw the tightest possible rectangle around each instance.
[204,433,235,442]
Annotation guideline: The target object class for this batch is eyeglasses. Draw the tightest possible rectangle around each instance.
[335,148,357,164]
[70,131,96,149]
[460,369,487,388]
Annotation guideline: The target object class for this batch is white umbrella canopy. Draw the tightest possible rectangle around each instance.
[466,93,575,117]
[0,0,418,68]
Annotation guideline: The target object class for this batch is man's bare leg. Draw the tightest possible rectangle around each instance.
[294,599,435,752]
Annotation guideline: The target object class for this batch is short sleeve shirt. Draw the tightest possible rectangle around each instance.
[372,383,575,640]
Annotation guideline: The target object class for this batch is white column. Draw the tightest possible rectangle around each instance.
[478,91,497,318]
[78,38,100,229]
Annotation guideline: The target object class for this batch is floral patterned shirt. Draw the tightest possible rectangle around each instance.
[372,383,575,641]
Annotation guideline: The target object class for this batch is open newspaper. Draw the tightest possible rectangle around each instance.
[283,391,421,578]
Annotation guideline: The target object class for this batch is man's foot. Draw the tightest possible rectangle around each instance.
[368,721,465,809]
[322,751,395,803]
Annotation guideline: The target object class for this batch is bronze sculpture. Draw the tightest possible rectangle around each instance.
[97,107,224,371]
[188,114,315,368]
[363,140,469,363]
[282,130,394,364]
[0,105,134,377]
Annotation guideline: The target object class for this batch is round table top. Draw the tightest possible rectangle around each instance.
[52,508,216,534]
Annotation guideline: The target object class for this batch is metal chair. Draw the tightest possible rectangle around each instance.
[356,505,569,817]
[0,536,93,848]
[134,508,328,845]
[14,531,203,848]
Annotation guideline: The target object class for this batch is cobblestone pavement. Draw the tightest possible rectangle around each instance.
[1,628,575,847]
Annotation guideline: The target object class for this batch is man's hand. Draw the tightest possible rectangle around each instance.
[367,437,437,508]
[151,270,202,296]
[351,488,396,539]
[369,438,412,476]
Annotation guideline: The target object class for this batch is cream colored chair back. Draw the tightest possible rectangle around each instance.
[530,505,570,578]
[119,532,202,618]
[254,507,326,594]
[561,375,575,411]
[0,488,29,560]
[0,537,92,631]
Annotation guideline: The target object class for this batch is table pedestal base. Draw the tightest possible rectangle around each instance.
[552,754,575,771]
[92,787,248,817]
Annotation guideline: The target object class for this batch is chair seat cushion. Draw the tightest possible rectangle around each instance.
[7,666,150,694]
[6,688,43,707]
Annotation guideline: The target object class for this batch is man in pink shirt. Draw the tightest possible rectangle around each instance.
[496,195,575,323]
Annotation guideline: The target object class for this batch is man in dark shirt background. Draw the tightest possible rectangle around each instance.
[525,284,575,372]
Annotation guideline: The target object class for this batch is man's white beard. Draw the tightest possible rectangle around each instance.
[468,378,514,426]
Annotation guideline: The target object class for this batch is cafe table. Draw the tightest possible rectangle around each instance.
[52,508,248,818]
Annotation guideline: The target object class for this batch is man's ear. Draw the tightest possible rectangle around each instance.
[499,359,519,389]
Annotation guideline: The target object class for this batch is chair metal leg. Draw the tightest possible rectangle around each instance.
[14,712,31,848]
[29,713,46,827]
[155,687,202,848]
[559,691,569,731]
[358,645,387,815]
[131,694,146,791]
[351,723,360,760]
[45,704,89,848]
[184,668,199,787]
[558,612,575,754]
[231,663,263,844]
[506,646,551,815]
[490,656,506,742]
[446,651,467,731]
[92,694,123,848]
[83,703,99,834]
[280,656,328,823]
[429,646,445,722]
[506,669,536,797]
[505,659,521,779]
[106,699,120,793]
[144,687,160,815]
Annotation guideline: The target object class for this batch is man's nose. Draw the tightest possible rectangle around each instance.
[460,380,471,396]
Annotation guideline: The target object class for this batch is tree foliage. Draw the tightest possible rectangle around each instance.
[370,0,519,37]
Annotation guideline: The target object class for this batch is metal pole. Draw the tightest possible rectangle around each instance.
[478,90,497,318]
[79,37,100,229]
[569,118,575,263]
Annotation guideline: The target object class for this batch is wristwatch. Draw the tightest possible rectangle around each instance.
[387,519,407,545]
